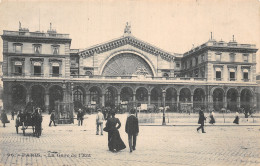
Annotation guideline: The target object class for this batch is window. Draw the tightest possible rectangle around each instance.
[176,63,180,68]
[14,61,23,75]
[215,54,221,61]
[229,68,236,81]
[34,45,41,54]
[33,62,42,76]
[52,62,60,77]
[163,73,169,78]
[52,45,60,55]
[190,60,192,67]
[85,71,93,76]
[243,69,249,81]
[201,54,205,62]
[215,68,221,80]
[195,57,198,65]
[230,54,235,62]
[14,43,22,53]
[243,54,249,62]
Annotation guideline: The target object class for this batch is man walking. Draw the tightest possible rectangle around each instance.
[96,109,104,135]
[11,110,15,120]
[77,109,84,126]
[49,111,56,127]
[197,109,206,133]
[125,109,139,152]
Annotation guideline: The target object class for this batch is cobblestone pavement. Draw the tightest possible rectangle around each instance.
[0,114,260,166]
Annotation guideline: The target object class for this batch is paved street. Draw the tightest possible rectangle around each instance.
[0,114,260,166]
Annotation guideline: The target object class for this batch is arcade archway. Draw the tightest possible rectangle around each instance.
[12,85,26,111]
[213,88,224,112]
[31,85,45,110]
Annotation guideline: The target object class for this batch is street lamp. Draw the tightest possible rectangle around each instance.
[162,89,166,125]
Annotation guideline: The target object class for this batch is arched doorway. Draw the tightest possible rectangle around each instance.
[73,86,85,110]
[227,88,238,112]
[49,85,63,111]
[241,89,253,112]
[31,85,45,111]
[89,86,102,107]
[193,88,205,110]
[213,88,224,112]
[151,87,162,107]
[166,88,177,112]
[136,87,148,106]
[179,88,191,102]
[120,87,133,111]
[105,87,117,108]
[12,85,26,111]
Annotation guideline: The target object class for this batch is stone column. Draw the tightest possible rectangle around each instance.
[133,93,136,108]
[117,93,121,106]
[45,92,49,113]
[102,93,105,107]
[237,95,241,108]
[148,93,151,106]
[177,94,180,111]
[26,92,31,103]
[85,93,90,106]
[224,94,227,108]
[191,95,194,108]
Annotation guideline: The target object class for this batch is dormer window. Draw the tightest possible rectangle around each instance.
[13,43,23,53]
[52,45,60,55]
[33,44,42,54]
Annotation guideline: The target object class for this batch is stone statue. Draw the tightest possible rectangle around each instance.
[124,22,131,34]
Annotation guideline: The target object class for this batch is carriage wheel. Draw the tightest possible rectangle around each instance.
[16,126,19,134]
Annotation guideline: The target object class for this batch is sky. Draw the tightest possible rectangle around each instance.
[0,0,259,73]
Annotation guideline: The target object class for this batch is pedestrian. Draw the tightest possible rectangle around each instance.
[1,109,9,127]
[33,108,42,138]
[96,109,105,135]
[197,109,206,133]
[49,111,56,127]
[209,110,215,124]
[104,110,126,152]
[11,110,15,120]
[125,109,139,152]
[77,109,84,126]
[233,112,239,124]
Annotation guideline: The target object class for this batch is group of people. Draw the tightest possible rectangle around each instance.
[95,108,139,153]
[196,109,243,133]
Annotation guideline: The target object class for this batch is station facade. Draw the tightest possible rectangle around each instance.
[1,24,258,113]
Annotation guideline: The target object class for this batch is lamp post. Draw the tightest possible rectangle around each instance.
[162,89,166,125]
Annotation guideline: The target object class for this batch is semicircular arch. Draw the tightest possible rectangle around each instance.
[100,50,156,76]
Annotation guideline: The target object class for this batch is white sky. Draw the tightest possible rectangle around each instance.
[0,0,259,73]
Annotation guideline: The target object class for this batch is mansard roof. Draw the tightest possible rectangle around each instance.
[78,35,175,61]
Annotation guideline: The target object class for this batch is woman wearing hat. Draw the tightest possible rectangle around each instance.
[104,110,126,152]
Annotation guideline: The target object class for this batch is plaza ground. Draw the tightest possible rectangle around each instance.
[0,113,260,166]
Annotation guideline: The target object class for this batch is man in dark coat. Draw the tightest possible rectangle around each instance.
[33,109,42,138]
[125,109,139,152]
[197,109,206,133]
[77,109,84,126]
[49,111,56,127]
[1,109,8,127]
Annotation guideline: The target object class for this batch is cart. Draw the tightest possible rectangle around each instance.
[15,102,42,136]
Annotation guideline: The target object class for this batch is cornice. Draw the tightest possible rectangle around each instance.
[78,36,175,62]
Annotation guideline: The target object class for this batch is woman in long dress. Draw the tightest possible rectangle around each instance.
[233,112,239,124]
[104,110,126,152]
[209,111,215,124]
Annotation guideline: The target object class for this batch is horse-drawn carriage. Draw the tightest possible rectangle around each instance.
[15,102,42,137]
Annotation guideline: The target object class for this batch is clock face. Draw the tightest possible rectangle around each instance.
[102,53,153,76]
